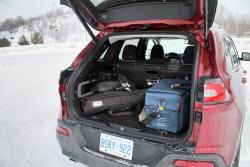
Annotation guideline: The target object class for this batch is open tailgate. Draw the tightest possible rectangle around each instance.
[61,0,218,31]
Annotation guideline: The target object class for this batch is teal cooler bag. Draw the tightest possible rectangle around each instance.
[141,79,190,133]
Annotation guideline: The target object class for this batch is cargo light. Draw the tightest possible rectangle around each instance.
[173,160,215,167]
[203,78,231,104]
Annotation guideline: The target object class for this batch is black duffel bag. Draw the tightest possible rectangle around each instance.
[81,89,146,115]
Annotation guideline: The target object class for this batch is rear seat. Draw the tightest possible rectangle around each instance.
[182,46,194,64]
[117,44,148,88]
[116,44,192,89]
[119,45,138,63]
[147,45,168,65]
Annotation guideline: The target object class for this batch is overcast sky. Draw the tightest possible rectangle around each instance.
[0,0,61,21]
[0,0,250,21]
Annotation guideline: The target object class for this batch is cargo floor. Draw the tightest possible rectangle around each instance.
[87,109,189,139]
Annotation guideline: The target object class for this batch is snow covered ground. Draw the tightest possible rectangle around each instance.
[0,43,85,167]
[0,38,250,167]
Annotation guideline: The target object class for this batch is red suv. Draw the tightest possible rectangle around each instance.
[57,0,250,166]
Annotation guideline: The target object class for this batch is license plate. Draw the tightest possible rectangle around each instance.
[99,133,134,160]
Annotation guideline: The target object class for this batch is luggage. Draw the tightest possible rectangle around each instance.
[79,71,143,115]
[139,79,190,133]
[92,74,136,92]
[77,73,136,98]
[82,89,146,115]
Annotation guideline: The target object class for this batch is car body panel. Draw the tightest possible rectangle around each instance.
[192,28,246,166]
[57,119,227,167]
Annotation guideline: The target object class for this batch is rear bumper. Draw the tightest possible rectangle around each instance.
[56,120,228,167]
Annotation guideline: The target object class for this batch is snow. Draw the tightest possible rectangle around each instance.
[0,43,85,167]
[0,12,95,46]
[0,38,250,167]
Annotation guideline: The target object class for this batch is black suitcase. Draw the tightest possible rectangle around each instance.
[77,73,136,98]
[81,89,146,115]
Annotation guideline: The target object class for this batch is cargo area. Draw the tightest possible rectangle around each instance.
[67,33,198,142]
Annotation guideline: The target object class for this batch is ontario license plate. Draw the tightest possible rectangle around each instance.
[99,133,134,160]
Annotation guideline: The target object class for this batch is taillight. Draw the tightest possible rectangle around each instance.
[203,78,231,104]
[59,84,68,120]
[173,160,215,167]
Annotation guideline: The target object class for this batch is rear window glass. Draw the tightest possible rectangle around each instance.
[145,38,190,60]
[101,35,193,63]
[160,39,189,54]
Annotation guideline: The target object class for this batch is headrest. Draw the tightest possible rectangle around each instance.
[122,45,137,61]
[150,45,164,59]
[183,46,194,64]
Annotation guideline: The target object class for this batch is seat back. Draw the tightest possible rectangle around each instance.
[147,45,167,65]
[121,45,138,62]
[183,46,194,64]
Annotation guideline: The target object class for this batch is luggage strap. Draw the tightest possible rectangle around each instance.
[139,109,160,125]
[139,99,165,125]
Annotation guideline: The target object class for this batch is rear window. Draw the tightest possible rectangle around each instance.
[145,38,190,60]
[160,39,189,54]
[101,35,193,63]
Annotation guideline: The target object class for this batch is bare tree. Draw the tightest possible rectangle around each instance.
[215,4,250,35]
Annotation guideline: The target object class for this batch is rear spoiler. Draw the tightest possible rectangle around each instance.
[61,0,97,43]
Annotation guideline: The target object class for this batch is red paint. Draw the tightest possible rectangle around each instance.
[192,27,245,166]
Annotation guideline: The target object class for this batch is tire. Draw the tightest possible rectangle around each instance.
[232,143,241,167]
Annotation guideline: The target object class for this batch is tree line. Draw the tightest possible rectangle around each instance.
[215,5,250,35]
[0,32,44,47]
[0,9,66,47]
[0,9,66,33]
